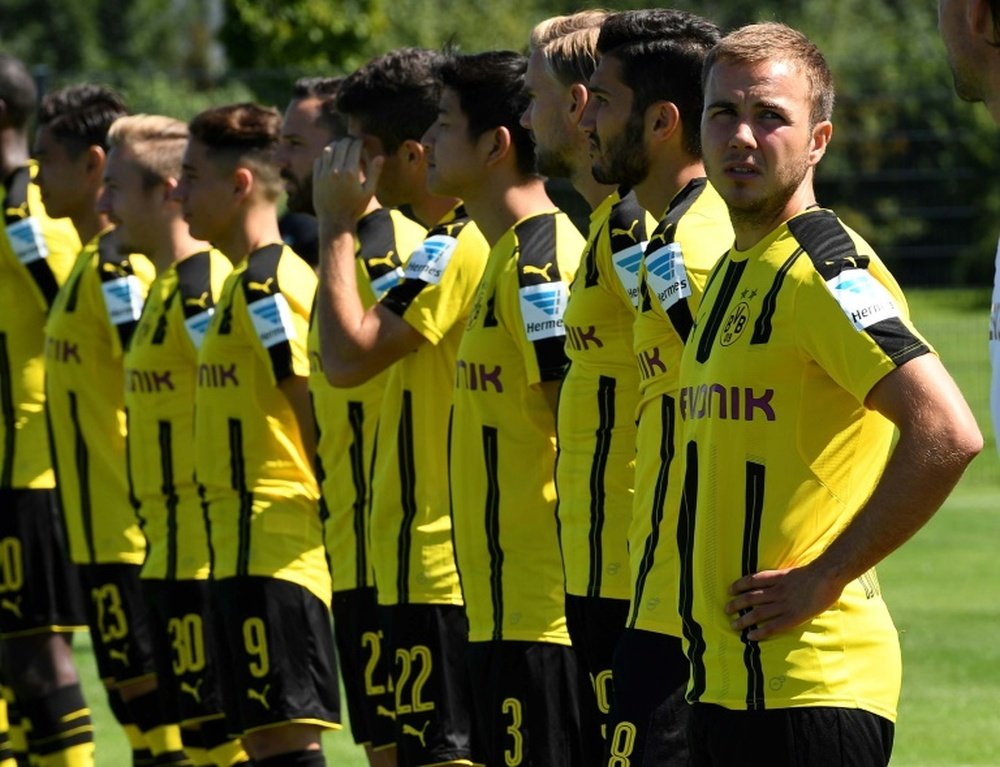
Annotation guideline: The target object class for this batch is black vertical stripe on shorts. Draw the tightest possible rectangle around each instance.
[750,249,802,346]
[159,420,179,580]
[741,461,766,710]
[0,334,14,488]
[68,391,96,564]
[628,394,676,628]
[678,441,706,701]
[228,418,253,577]
[482,425,503,640]
[586,375,616,597]
[396,390,418,603]
[347,401,369,588]
[695,259,747,364]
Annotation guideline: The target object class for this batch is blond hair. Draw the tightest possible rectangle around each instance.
[107,114,189,187]
[529,10,608,86]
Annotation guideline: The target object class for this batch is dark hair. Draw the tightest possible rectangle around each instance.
[188,102,283,200]
[0,53,37,129]
[337,48,444,152]
[597,9,720,157]
[438,50,536,177]
[291,75,346,137]
[992,0,1000,43]
[37,83,128,156]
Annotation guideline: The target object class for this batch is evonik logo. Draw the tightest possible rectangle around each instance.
[679,383,776,422]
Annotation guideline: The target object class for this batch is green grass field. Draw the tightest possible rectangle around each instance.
[71,288,1000,765]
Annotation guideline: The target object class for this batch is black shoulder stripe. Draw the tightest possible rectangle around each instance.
[357,208,401,280]
[786,210,870,279]
[97,230,142,348]
[589,188,646,289]
[174,250,215,319]
[427,204,471,239]
[3,167,30,224]
[515,213,558,288]
[750,248,802,346]
[865,317,931,367]
[660,177,708,234]
[242,243,293,382]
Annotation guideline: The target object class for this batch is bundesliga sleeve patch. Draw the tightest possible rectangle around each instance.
[369,267,404,300]
[101,275,145,326]
[644,242,691,311]
[612,240,647,308]
[184,309,215,348]
[826,269,900,330]
[520,281,568,341]
[248,293,296,348]
[6,218,49,264]
[403,234,458,285]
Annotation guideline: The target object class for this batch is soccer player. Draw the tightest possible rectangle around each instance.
[99,114,248,767]
[312,48,487,767]
[681,23,981,764]
[175,102,339,766]
[578,11,732,765]
[277,75,426,767]
[36,84,190,766]
[422,50,598,766]
[521,11,656,743]
[0,53,93,767]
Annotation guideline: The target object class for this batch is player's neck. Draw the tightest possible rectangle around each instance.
[217,204,281,265]
[150,218,211,274]
[634,156,705,220]
[72,208,108,247]
[463,174,552,247]
[732,179,818,252]
[0,129,29,181]
[409,189,459,229]
[571,165,615,211]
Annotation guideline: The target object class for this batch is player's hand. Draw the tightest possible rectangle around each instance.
[725,565,844,641]
[312,137,384,232]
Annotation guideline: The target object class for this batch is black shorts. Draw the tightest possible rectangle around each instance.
[379,602,473,766]
[0,488,86,638]
[565,593,629,739]
[331,588,394,749]
[689,703,894,767]
[210,576,340,737]
[144,578,227,726]
[465,640,603,767]
[80,562,158,686]
[606,628,689,767]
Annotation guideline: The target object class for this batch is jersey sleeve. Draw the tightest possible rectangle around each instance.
[174,250,217,350]
[597,192,652,312]
[96,231,150,358]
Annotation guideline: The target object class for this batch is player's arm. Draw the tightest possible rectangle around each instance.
[726,353,982,640]
[279,374,317,460]
[312,138,424,387]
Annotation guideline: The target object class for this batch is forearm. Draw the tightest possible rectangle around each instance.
[315,223,370,378]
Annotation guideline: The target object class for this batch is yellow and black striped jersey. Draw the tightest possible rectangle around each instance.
[557,188,655,601]
[44,228,153,565]
[125,249,232,581]
[450,209,583,644]
[0,164,80,489]
[195,243,331,604]
[369,204,488,606]
[673,209,931,721]
[308,207,427,594]
[627,179,732,634]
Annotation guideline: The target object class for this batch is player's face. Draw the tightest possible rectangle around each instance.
[96,146,160,254]
[172,139,234,244]
[520,48,576,179]
[276,97,333,215]
[345,114,412,208]
[422,88,481,200]
[32,126,92,220]
[582,55,651,187]
[702,58,828,229]
[938,0,986,103]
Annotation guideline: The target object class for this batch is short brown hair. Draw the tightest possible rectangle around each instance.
[704,22,834,126]
[107,114,188,188]
[188,103,283,201]
[529,11,608,86]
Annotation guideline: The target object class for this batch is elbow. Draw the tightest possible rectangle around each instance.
[940,412,984,473]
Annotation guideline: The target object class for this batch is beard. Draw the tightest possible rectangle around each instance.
[715,151,813,234]
[283,171,314,215]
[591,111,650,187]
[534,144,575,180]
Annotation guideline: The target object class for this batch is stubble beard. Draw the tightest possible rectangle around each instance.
[591,112,649,187]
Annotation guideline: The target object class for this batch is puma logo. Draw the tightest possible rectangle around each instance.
[184,291,211,310]
[108,644,130,666]
[367,251,398,269]
[376,705,396,720]
[4,202,28,219]
[402,720,430,747]
[522,263,554,281]
[101,261,130,278]
[246,277,275,294]
[247,685,271,709]
[1,597,22,619]
[611,219,640,242]
[180,679,204,704]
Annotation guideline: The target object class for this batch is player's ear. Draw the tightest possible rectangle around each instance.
[483,126,512,167]
[808,120,833,166]
[83,145,106,183]
[971,0,997,42]
[568,82,590,124]
[649,101,681,145]
[162,177,180,204]
[233,166,254,201]
[398,138,425,166]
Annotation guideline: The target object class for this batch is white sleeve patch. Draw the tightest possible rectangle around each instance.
[644,242,691,311]
[403,234,458,285]
[369,267,404,300]
[184,308,215,349]
[611,241,646,308]
[519,281,568,341]
[826,269,900,330]
[6,218,49,264]
[248,293,296,348]
[101,275,145,326]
